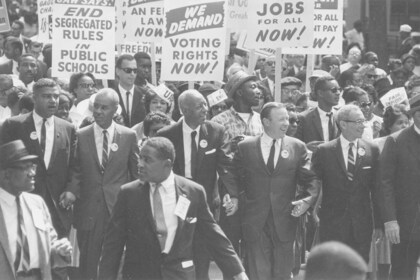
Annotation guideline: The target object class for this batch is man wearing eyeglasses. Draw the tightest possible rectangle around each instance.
[114,54,146,127]
[311,104,381,263]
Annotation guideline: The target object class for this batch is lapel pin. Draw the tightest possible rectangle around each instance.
[281,150,289,159]
[199,139,208,148]
[111,143,118,152]
[358,147,365,156]
[30,131,37,140]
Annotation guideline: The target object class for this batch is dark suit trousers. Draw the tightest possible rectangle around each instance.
[77,198,110,280]
[246,211,294,280]
[391,240,420,280]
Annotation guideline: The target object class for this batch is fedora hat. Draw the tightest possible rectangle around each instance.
[0,140,38,170]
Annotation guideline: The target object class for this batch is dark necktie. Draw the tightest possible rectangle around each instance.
[327,112,334,141]
[40,118,47,156]
[347,143,355,181]
[101,130,108,173]
[153,184,167,252]
[191,131,198,179]
[126,91,130,126]
[267,139,276,173]
[15,195,30,272]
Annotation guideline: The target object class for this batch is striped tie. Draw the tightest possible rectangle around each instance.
[15,195,30,272]
[347,143,355,181]
[101,130,108,173]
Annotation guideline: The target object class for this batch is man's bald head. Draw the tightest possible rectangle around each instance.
[95,88,119,108]
[93,88,120,129]
[178,89,208,128]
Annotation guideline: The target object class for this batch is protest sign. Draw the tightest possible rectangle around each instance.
[52,0,115,79]
[0,0,10,32]
[150,83,174,104]
[161,0,227,81]
[38,0,53,43]
[227,0,248,32]
[119,0,164,43]
[118,42,163,61]
[207,89,227,107]
[246,0,314,49]
[380,87,408,108]
[283,0,343,54]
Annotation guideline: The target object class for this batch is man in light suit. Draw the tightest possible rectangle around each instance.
[98,137,247,280]
[114,54,146,127]
[295,75,340,152]
[157,89,238,279]
[0,140,72,280]
[233,102,320,280]
[311,104,381,262]
[63,88,139,280]
[377,95,420,280]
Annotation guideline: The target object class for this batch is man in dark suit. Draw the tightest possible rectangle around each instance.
[0,37,23,75]
[311,104,381,262]
[1,78,76,279]
[157,89,237,279]
[296,75,340,151]
[233,102,320,280]
[98,137,247,280]
[377,95,420,279]
[64,88,139,280]
[114,54,146,127]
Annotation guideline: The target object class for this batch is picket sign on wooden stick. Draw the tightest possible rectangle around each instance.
[274,48,282,102]
[305,54,315,93]
[247,49,258,76]
[188,81,195,90]
[151,42,157,85]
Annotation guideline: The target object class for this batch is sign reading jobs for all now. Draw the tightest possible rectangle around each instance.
[52,0,116,79]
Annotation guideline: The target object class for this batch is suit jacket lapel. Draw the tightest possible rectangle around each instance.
[87,125,101,168]
[273,136,287,174]
[170,177,187,252]
[334,138,348,176]
[312,109,324,141]
[408,127,420,166]
[0,204,15,275]
[48,117,60,170]
[116,87,130,126]
[197,124,208,172]
[256,136,270,175]
[175,122,185,176]
[354,140,366,174]
[131,88,141,123]
[143,183,158,234]
[24,113,47,170]
[107,125,120,164]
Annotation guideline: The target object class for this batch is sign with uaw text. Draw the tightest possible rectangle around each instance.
[52,0,115,79]
[161,0,227,81]
[119,0,164,43]
[246,0,314,48]
[283,0,343,54]
[38,0,53,43]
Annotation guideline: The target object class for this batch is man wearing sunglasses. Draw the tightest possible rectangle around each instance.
[311,104,381,263]
[115,54,146,127]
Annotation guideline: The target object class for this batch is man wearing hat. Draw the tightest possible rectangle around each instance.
[377,94,420,279]
[280,76,303,105]
[114,54,147,127]
[398,24,413,57]
[0,140,72,280]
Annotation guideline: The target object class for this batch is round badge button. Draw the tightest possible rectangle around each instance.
[111,143,118,152]
[281,150,289,159]
[30,131,38,140]
[200,140,208,149]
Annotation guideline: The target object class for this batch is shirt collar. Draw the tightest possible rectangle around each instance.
[261,132,279,145]
[317,106,331,116]
[118,84,135,95]
[230,106,255,117]
[0,188,16,206]
[340,134,358,149]
[94,121,115,135]
[33,110,54,126]
[150,171,175,194]
[182,119,200,134]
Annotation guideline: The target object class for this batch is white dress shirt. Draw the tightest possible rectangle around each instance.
[414,123,420,135]
[33,111,54,168]
[340,135,358,169]
[317,107,333,141]
[12,60,19,76]
[0,105,11,122]
[182,119,200,179]
[93,122,115,164]
[0,189,40,269]
[118,84,134,120]
[261,132,281,167]
[149,171,178,254]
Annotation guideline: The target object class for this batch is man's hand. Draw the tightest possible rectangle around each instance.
[233,272,249,280]
[306,141,324,153]
[385,221,400,244]
[59,192,76,210]
[223,194,238,216]
[54,238,73,257]
[291,200,310,217]
[373,228,384,242]
[372,120,382,139]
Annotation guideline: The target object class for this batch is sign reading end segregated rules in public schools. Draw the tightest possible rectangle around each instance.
[52,0,116,80]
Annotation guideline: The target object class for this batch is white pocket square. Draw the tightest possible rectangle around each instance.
[186,217,197,223]
[362,166,372,169]
[205,149,216,155]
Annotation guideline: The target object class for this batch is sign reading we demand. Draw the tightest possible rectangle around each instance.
[161,0,227,81]
[52,0,115,79]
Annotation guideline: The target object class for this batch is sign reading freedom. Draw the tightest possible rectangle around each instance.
[52,0,115,79]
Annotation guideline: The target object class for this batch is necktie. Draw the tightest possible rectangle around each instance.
[101,130,108,173]
[40,118,47,156]
[191,131,198,179]
[126,91,130,126]
[153,184,167,252]
[15,195,30,272]
[267,139,276,173]
[327,112,334,141]
[347,143,355,181]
